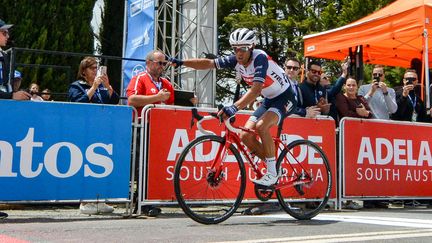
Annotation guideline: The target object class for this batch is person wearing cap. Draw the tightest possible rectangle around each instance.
[0,19,30,100]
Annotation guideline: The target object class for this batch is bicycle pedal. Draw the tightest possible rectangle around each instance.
[254,183,275,190]
[294,184,305,196]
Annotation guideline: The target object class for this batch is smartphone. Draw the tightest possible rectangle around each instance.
[97,66,107,77]
[405,77,416,85]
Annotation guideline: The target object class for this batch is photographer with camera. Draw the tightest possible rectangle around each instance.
[391,69,431,122]
[358,65,397,120]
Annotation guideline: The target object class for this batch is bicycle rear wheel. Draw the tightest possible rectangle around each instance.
[276,139,332,220]
[174,135,246,224]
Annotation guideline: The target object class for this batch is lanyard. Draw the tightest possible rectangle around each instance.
[407,94,417,109]
[148,73,162,91]
[94,87,103,103]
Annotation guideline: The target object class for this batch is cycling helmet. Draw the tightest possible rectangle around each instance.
[229,28,256,47]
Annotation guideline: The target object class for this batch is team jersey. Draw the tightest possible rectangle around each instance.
[214,49,291,99]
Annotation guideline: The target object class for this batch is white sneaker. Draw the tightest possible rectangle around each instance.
[97,203,114,213]
[252,173,278,186]
[80,203,98,214]
[80,203,114,214]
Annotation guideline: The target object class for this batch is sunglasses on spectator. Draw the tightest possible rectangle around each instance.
[151,60,168,66]
[232,46,252,53]
[309,69,322,75]
[373,73,383,77]
[285,65,300,71]
[0,30,9,36]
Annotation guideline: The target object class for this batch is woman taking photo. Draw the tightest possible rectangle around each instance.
[68,57,119,104]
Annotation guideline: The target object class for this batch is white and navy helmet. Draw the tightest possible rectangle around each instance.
[229,28,256,47]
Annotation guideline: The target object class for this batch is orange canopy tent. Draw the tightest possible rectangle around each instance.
[303,0,432,107]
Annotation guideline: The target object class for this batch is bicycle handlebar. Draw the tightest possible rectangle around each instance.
[191,108,241,134]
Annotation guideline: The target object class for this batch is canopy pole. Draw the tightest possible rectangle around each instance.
[424,28,430,112]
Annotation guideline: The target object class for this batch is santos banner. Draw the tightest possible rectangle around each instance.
[340,118,432,197]
[123,0,155,95]
[0,101,132,201]
[144,107,337,201]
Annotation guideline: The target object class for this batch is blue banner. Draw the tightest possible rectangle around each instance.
[123,0,155,97]
[0,101,132,201]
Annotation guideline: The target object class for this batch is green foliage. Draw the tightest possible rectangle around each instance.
[216,0,400,104]
[0,0,96,99]
[99,0,125,93]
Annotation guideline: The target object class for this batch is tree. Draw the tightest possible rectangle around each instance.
[215,0,400,104]
[99,0,125,93]
[0,0,96,99]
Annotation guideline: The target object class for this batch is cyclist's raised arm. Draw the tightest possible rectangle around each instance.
[168,57,216,70]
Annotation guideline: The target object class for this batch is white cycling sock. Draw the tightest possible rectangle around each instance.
[265,157,277,176]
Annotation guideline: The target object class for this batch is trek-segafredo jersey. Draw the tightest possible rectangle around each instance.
[214,49,291,99]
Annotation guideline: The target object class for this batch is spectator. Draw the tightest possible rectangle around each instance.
[358,65,397,120]
[168,28,296,187]
[322,61,349,124]
[126,50,198,216]
[0,19,30,220]
[29,83,43,101]
[285,57,321,118]
[392,69,431,122]
[68,56,119,104]
[127,50,174,118]
[357,65,398,209]
[126,50,174,216]
[336,78,373,119]
[41,88,53,101]
[0,19,30,101]
[298,61,332,117]
[335,77,372,210]
[69,56,118,215]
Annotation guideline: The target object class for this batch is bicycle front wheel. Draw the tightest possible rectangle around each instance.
[276,139,332,220]
[173,135,246,224]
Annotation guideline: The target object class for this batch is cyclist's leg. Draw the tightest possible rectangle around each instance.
[239,104,267,160]
[252,88,296,186]
[251,110,280,186]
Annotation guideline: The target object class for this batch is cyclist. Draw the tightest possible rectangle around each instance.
[169,28,296,186]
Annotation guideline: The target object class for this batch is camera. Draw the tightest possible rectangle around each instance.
[405,77,416,85]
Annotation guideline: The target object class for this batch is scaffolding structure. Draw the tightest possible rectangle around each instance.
[154,0,217,107]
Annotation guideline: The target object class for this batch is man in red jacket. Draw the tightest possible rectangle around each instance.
[127,50,174,119]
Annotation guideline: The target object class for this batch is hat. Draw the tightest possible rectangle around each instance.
[0,19,13,30]
[14,70,22,79]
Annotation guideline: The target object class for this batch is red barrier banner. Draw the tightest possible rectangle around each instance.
[146,107,336,201]
[341,118,432,197]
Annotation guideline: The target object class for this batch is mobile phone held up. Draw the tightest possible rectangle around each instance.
[97,66,107,77]
[405,77,416,85]
[373,76,380,86]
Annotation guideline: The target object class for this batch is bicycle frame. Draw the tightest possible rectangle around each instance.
[195,111,313,192]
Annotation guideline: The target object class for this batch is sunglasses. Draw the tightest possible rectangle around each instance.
[151,60,168,66]
[373,73,383,77]
[0,30,9,36]
[285,65,300,71]
[310,69,322,75]
[232,46,252,53]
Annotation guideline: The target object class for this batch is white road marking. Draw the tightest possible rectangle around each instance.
[211,213,432,242]
[213,229,432,243]
[250,213,432,229]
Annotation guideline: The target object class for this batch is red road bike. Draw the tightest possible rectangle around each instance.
[173,109,332,224]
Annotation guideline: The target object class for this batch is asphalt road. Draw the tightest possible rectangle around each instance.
[1,204,432,242]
